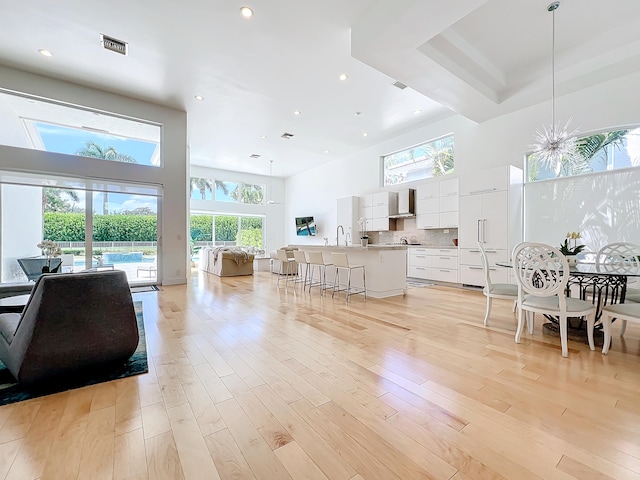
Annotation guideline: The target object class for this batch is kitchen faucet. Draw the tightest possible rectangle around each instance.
[345,231,351,246]
[336,225,344,246]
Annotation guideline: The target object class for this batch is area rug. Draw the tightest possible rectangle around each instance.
[130,285,159,293]
[0,301,148,407]
[406,281,435,288]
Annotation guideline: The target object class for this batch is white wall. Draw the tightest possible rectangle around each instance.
[189,166,286,252]
[1,184,42,282]
[0,66,189,285]
[285,70,640,246]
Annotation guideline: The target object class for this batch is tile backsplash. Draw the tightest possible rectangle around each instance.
[370,218,458,247]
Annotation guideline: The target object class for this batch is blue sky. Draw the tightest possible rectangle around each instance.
[36,122,158,166]
[37,123,159,213]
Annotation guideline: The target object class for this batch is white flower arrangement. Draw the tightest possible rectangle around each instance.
[37,239,62,268]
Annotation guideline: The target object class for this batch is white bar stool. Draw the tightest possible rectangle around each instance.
[331,252,366,302]
[276,249,296,288]
[306,251,332,296]
[292,250,310,291]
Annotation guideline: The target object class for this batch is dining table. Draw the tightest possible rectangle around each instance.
[496,260,640,337]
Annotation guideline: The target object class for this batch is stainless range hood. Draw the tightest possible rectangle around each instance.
[389,188,415,218]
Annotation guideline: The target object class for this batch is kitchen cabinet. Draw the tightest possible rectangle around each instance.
[361,191,397,232]
[358,195,373,233]
[407,248,432,279]
[407,247,458,283]
[458,165,522,287]
[416,177,459,229]
[337,196,360,245]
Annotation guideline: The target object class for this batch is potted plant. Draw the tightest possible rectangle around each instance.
[559,231,585,266]
[37,239,62,273]
[358,217,369,247]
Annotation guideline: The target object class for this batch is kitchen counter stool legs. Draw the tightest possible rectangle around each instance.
[307,251,332,296]
[331,252,366,302]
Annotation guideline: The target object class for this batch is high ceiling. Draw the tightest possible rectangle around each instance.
[1,0,639,177]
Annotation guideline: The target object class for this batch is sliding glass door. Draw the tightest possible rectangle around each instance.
[0,173,160,285]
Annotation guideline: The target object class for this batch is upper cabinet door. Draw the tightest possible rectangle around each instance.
[459,167,509,196]
[439,195,458,212]
[416,197,439,215]
[371,191,389,206]
[416,182,439,200]
[439,177,459,197]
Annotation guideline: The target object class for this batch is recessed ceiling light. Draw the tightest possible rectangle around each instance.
[354,112,362,117]
[260,135,267,139]
[413,109,422,115]
[339,73,348,81]
[324,150,330,154]
[38,49,53,57]
[194,95,204,101]
[363,133,368,137]
[293,110,301,115]
[240,6,254,18]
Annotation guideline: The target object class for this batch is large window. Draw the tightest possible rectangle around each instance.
[190,177,265,204]
[526,127,640,182]
[382,134,454,187]
[190,214,264,250]
[0,90,161,167]
[0,172,160,284]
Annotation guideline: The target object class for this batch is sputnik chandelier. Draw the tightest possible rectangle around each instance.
[531,1,581,174]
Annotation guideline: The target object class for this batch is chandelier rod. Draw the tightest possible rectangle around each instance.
[549,1,560,128]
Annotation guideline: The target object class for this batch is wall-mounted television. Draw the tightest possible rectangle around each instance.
[295,216,316,236]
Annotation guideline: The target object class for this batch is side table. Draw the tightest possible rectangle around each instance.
[0,294,31,313]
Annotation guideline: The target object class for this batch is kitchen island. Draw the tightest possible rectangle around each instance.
[290,244,407,298]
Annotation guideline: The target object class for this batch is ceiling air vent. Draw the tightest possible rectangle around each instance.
[392,80,408,90]
[281,132,294,139]
[249,154,261,159]
[101,34,128,55]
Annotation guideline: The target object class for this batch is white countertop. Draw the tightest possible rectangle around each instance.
[290,244,407,251]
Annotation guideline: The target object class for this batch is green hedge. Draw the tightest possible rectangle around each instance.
[44,213,157,241]
[45,212,261,247]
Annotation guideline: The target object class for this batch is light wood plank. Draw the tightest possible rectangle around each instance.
[166,402,220,480]
[205,428,256,480]
[274,441,329,480]
[145,431,186,480]
[77,406,116,480]
[216,397,292,480]
[114,428,148,480]
[141,402,171,439]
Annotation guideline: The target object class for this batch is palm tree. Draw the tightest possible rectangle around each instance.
[576,130,628,165]
[76,141,137,214]
[230,183,264,204]
[43,188,81,212]
[190,177,214,199]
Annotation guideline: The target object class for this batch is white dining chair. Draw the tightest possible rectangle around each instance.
[513,242,596,357]
[596,242,640,297]
[600,302,640,354]
[478,242,518,326]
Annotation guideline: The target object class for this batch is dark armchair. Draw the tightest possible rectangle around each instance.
[0,270,139,384]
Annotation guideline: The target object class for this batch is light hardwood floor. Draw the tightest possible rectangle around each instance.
[2,269,640,480]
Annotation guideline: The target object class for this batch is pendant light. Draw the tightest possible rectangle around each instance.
[531,1,581,175]
[266,160,280,205]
